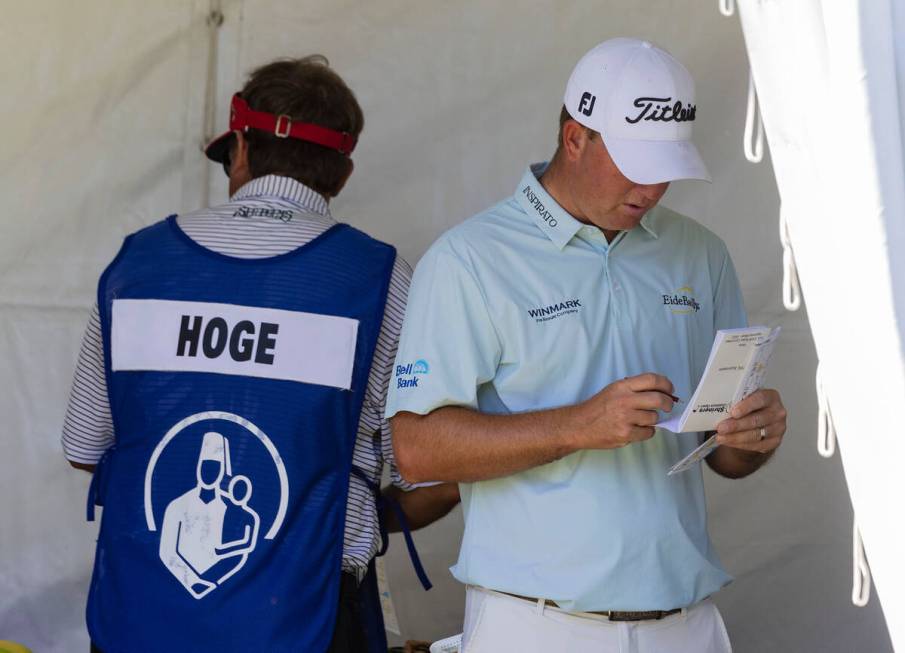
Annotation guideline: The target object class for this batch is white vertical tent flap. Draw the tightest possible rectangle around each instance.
[737,0,905,649]
[853,520,872,608]
[742,69,764,164]
[816,362,836,459]
[779,204,802,312]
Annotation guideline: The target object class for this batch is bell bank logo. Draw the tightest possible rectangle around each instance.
[664,286,700,314]
[396,359,429,388]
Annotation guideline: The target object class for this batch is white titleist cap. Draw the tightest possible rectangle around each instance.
[563,38,711,184]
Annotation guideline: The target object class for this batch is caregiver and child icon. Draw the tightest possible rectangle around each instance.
[157,430,261,599]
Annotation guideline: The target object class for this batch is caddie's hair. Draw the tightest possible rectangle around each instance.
[238,55,364,197]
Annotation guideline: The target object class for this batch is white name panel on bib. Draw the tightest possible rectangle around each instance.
[112,299,359,389]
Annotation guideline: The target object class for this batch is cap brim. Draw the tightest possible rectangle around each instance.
[204,130,234,164]
[602,134,712,184]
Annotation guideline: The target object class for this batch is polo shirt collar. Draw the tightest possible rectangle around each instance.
[515,163,662,246]
[230,175,331,217]
[514,163,582,250]
[639,211,659,239]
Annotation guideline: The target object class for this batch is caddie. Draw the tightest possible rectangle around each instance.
[387,38,788,652]
[62,55,459,653]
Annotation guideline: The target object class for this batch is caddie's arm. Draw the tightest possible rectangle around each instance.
[392,373,675,484]
[706,388,787,478]
[70,461,97,473]
[63,304,113,476]
[382,482,461,532]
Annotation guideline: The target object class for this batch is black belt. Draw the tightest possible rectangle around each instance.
[600,608,683,621]
[504,591,683,622]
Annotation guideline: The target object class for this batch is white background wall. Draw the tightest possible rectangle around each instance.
[0,1,893,651]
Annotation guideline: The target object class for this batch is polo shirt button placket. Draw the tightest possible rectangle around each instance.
[602,249,622,318]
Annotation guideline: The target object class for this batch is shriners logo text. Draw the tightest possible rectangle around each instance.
[664,286,700,314]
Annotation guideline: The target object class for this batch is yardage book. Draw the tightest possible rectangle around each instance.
[659,326,781,475]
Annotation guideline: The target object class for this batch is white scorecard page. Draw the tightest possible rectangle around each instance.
[659,326,781,434]
[112,299,359,390]
[668,434,719,476]
[663,326,780,475]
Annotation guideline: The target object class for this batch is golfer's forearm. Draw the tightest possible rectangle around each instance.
[391,405,580,484]
[706,444,773,479]
[382,482,461,532]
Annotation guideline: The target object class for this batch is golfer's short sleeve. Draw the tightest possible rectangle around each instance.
[385,238,501,418]
[713,245,748,331]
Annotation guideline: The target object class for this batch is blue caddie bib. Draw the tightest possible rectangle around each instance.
[87,216,395,653]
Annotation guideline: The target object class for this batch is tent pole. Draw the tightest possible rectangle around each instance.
[201,0,224,208]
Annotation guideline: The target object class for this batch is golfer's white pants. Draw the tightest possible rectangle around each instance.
[461,586,732,653]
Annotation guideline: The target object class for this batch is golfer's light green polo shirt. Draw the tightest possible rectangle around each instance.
[386,163,747,611]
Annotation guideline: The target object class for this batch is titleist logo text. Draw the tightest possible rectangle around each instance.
[625,97,696,125]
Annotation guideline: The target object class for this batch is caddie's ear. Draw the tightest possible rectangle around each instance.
[231,130,250,171]
[228,131,253,195]
[560,119,592,162]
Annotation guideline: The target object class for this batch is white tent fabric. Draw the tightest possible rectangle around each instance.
[0,2,895,651]
[736,1,905,649]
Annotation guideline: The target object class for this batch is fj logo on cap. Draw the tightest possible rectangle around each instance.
[579,92,596,117]
[626,97,696,125]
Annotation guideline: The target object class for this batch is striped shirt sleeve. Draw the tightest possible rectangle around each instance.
[359,255,414,491]
[61,303,112,464]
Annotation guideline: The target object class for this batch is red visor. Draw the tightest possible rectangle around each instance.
[204,94,357,163]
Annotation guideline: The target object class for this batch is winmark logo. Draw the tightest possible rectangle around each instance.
[663,286,700,314]
[396,359,429,388]
[528,299,582,323]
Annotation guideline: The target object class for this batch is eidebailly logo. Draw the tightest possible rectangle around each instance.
[144,411,288,600]
[663,286,700,315]
[396,359,429,388]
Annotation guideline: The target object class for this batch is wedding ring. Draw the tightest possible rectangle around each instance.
[759,427,767,440]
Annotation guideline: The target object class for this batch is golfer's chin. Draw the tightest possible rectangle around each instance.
[592,205,649,233]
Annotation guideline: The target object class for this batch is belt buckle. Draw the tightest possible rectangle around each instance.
[607,610,665,622]
[274,114,292,138]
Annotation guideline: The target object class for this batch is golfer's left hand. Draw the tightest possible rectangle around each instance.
[714,389,787,454]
